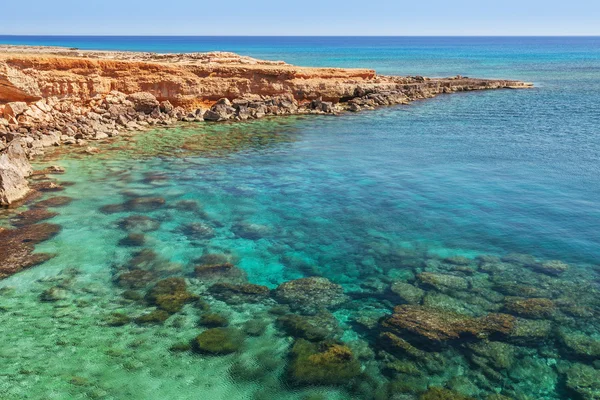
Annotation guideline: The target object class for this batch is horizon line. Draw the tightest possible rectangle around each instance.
[1,34,600,38]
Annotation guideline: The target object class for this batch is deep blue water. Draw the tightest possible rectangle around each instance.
[1,37,600,399]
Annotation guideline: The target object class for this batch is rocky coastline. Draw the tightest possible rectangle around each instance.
[0,45,531,206]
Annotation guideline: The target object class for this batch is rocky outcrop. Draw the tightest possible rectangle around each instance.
[0,45,532,207]
[0,139,32,205]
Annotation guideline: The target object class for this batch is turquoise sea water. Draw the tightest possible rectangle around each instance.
[1,37,600,399]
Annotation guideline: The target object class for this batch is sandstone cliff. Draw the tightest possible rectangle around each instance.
[0,45,530,109]
[0,45,532,206]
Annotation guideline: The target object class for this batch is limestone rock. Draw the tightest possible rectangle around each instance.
[2,101,28,118]
[274,277,348,313]
[126,92,159,113]
[0,139,33,205]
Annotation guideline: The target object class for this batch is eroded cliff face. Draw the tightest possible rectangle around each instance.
[0,45,532,206]
[0,46,529,109]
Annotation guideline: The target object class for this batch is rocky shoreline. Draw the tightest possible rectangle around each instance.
[0,45,532,206]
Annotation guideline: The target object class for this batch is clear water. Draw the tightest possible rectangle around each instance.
[1,37,600,399]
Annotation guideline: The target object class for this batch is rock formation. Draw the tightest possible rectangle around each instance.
[0,139,32,205]
[0,45,532,205]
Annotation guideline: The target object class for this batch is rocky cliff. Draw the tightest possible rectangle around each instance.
[0,45,530,109]
[0,45,532,206]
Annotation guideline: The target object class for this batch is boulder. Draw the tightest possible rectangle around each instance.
[0,139,33,206]
[274,277,348,314]
[203,103,236,122]
[3,102,28,119]
[381,305,515,343]
[126,92,159,113]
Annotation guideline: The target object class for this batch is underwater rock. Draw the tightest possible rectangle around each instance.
[417,272,469,292]
[558,328,600,360]
[231,221,272,240]
[501,253,538,266]
[123,196,166,212]
[10,207,58,226]
[389,281,425,304]
[243,319,268,336]
[33,196,73,208]
[179,222,215,240]
[134,309,170,325]
[503,297,555,319]
[31,181,65,192]
[467,340,516,370]
[276,312,341,341]
[274,277,349,314]
[419,387,475,400]
[169,342,192,352]
[443,256,472,266]
[39,286,68,302]
[378,331,429,360]
[194,262,247,283]
[0,223,60,279]
[381,305,515,343]
[531,260,569,276]
[174,199,200,212]
[422,292,482,316]
[507,318,553,345]
[145,277,198,313]
[287,339,361,385]
[199,313,229,327]
[565,363,600,399]
[193,327,245,355]
[114,269,156,289]
[105,312,131,327]
[117,215,160,232]
[122,290,143,301]
[209,282,270,304]
[195,252,235,266]
[118,233,146,247]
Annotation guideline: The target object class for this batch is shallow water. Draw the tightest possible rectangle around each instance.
[1,37,600,399]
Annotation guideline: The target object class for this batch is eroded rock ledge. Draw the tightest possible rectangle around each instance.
[0,45,532,206]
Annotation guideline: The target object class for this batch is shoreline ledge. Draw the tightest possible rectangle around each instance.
[0,44,532,206]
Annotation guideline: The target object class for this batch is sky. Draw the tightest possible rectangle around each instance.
[1,0,599,36]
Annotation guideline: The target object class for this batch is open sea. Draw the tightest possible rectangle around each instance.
[0,36,599,399]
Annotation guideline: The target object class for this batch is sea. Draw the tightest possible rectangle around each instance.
[0,36,599,400]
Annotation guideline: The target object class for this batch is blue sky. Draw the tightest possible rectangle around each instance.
[2,0,599,35]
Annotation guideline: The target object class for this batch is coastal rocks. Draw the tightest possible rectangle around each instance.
[3,101,28,118]
[503,297,555,319]
[231,221,272,240]
[287,339,361,385]
[274,277,349,314]
[193,327,245,355]
[144,277,198,313]
[0,222,59,279]
[531,260,569,276]
[126,92,159,113]
[0,139,33,205]
[565,363,600,399]
[389,281,425,304]
[381,305,515,343]
[117,215,160,232]
[194,262,247,283]
[209,282,270,304]
[417,272,469,292]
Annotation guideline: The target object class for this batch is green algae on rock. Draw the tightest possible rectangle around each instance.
[193,327,245,355]
[145,277,198,313]
[288,339,361,385]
